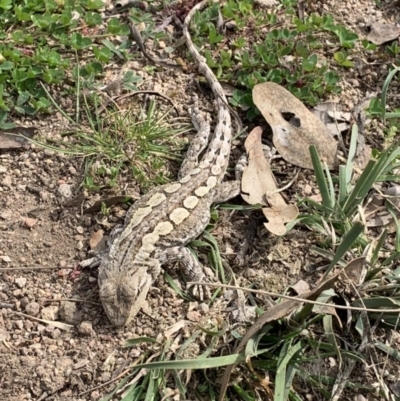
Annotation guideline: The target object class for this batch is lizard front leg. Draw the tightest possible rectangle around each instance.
[155,246,212,300]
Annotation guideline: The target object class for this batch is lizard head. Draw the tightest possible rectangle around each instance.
[98,265,153,326]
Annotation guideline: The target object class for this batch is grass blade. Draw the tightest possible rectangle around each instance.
[324,222,364,277]
[310,145,334,208]
[381,65,400,122]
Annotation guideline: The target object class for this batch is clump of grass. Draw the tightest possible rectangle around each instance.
[33,83,191,190]
[76,98,191,190]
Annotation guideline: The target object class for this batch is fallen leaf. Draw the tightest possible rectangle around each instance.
[312,101,351,137]
[367,22,400,45]
[62,193,85,208]
[0,127,37,149]
[365,186,400,228]
[290,280,310,294]
[241,126,298,235]
[341,257,367,287]
[164,320,186,339]
[253,82,337,169]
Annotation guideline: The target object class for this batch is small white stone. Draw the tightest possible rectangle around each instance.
[15,277,27,288]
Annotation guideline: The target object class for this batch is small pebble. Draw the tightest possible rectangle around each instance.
[15,277,27,288]
[25,302,40,317]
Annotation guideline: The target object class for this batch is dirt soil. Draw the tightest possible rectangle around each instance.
[1,0,400,400]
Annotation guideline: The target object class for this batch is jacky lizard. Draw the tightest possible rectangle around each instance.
[95,0,241,326]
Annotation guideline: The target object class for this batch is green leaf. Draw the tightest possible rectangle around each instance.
[16,91,30,106]
[0,61,13,71]
[71,33,93,50]
[323,315,342,367]
[333,51,345,63]
[337,28,359,48]
[93,46,112,62]
[381,66,400,122]
[302,54,317,71]
[85,11,102,26]
[107,17,124,34]
[31,14,54,30]
[84,0,104,10]
[309,145,334,209]
[324,223,364,277]
[361,39,377,50]
[0,0,12,9]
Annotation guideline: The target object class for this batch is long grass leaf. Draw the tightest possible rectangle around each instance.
[132,354,244,370]
[324,223,364,277]
[381,65,400,122]
[310,145,333,208]
[386,200,400,251]
[338,165,347,204]
[374,341,400,361]
[371,229,388,266]
[344,141,400,216]
[323,315,342,367]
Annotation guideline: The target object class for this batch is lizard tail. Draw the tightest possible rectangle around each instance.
[183,0,232,180]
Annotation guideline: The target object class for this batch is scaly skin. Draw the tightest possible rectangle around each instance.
[98,0,240,326]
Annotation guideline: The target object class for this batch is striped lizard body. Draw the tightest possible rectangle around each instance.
[97,0,240,326]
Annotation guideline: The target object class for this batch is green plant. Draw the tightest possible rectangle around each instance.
[367,65,400,145]
[333,51,354,67]
[31,85,191,190]
[386,41,400,57]
[290,129,400,252]
[0,0,169,117]
[186,0,360,119]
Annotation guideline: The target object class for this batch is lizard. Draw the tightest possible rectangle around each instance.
[95,0,241,326]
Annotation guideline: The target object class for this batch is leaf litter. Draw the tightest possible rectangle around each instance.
[241,126,299,235]
[252,82,338,169]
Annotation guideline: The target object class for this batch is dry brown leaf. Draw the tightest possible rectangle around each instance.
[312,101,351,137]
[367,22,400,45]
[341,257,367,287]
[290,280,310,294]
[241,126,298,235]
[253,82,338,169]
[164,320,186,339]
[62,193,85,208]
[365,186,400,228]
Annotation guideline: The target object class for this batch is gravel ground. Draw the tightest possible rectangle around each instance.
[1,0,400,400]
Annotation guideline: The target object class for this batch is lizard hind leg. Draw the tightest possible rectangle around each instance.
[156,245,211,300]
